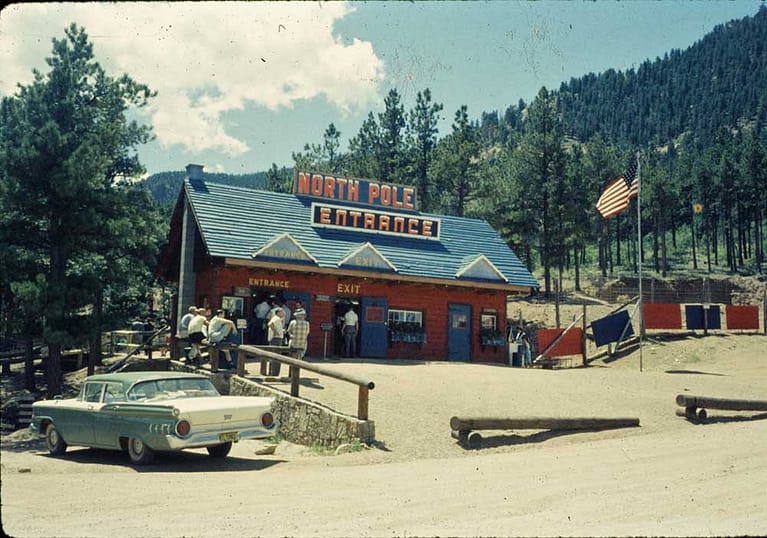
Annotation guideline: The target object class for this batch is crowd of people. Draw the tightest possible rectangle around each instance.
[174,295,321,369]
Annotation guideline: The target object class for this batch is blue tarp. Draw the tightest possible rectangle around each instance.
[685,305,721,330]
[592,310,634,347]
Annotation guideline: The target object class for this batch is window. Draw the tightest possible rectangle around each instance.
[82,383,104,403]
[481,313,497,331]
[104,383,126,403]
[388,309,423,328]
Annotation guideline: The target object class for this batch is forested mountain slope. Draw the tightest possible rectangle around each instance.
[143,170,267,206]
[555,5,767,147]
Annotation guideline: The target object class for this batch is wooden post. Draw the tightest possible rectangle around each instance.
[357,386,369,421]
[449,416,640,432]
[582,303,587,367]
[289,365,300,397]
[210,346,219,372]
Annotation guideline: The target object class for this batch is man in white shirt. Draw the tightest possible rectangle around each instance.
[253,296,271,344]
[186,308,208,364]
[342,305,359,358]
[208,309,237,369]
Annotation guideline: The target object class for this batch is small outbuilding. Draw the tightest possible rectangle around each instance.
[157,164,539,363]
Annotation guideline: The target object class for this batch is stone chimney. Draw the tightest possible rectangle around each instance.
[186,163,204,180]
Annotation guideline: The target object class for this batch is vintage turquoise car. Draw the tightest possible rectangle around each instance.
[30,371,278,465]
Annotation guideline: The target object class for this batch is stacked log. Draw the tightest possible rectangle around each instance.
[449,416,640,449]
[675,394,767,423]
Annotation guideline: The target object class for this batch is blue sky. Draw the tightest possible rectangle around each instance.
[0,1,763,177]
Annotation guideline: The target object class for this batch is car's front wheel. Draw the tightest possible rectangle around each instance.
[45,423,67,455]
[206,442,232,458]
[127,437,155,465]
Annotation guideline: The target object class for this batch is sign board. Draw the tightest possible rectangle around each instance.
[320,322,334,332]
[295,170,417,211]
[310,202,440,240]
[236,319,248,329]
[233,286,250,297]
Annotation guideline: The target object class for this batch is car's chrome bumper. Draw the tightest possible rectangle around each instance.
[164,422,279,450]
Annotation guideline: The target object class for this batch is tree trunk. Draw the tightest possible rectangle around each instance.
[660,203,668,278]
[23,336,35,392]
[574,245,581,292]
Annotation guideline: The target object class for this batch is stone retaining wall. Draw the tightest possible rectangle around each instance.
[171,362,374,447]
[229,375,375,447]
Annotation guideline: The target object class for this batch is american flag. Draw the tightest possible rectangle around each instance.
[596,164,638,218]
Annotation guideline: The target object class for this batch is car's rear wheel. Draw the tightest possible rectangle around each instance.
[206,442,232,458]
[45,423,67,455]
[127,437,155,465]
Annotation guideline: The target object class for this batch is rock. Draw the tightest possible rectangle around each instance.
[254,444,277,455]
[334,443,353,455]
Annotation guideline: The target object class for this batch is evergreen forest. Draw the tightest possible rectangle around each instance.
[2,9,767,394]
[148,6,767,296]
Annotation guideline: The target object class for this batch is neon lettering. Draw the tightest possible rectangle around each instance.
[297,172,310,195]
[324,176,335,198]
[337,178,347,199]
[380,185,391,206]
[347,180,359,202]
[367,183,379,205]
[311,174,323,196]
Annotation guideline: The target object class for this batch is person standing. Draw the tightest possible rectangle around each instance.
[515,325,532,368]
[342,305,359,358]
[281,300,292,345]
[286,309,310,360]
[267,309,285,346]
[253,295,271,344]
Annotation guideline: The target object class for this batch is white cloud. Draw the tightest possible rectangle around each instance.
[0,1,385,156]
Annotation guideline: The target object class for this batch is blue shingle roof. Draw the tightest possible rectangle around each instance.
[184,179,539,290]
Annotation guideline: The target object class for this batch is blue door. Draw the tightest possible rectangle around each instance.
[360,297,388,358]
[283,291,311,320]
[447,303,472,361]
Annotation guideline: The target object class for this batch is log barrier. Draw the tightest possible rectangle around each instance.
[675,394,767,412]
[449,416,640,448]
[675,394,767,423]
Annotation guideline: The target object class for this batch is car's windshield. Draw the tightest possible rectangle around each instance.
[126,378,220,401]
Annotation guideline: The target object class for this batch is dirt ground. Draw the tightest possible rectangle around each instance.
[2,303,767,537]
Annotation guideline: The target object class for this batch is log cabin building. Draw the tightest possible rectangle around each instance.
[157,164,539,363]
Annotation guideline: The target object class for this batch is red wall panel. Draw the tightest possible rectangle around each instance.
[196,266,509,363]
[537,328,583,357]
[643,303,682,330]
[725,305,760,330]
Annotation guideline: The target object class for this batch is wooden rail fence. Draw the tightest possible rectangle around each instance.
[221,344,376,421]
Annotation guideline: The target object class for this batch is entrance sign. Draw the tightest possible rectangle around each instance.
[311,202,440,240]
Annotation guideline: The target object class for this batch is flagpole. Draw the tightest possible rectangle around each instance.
[636,151,643,372]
